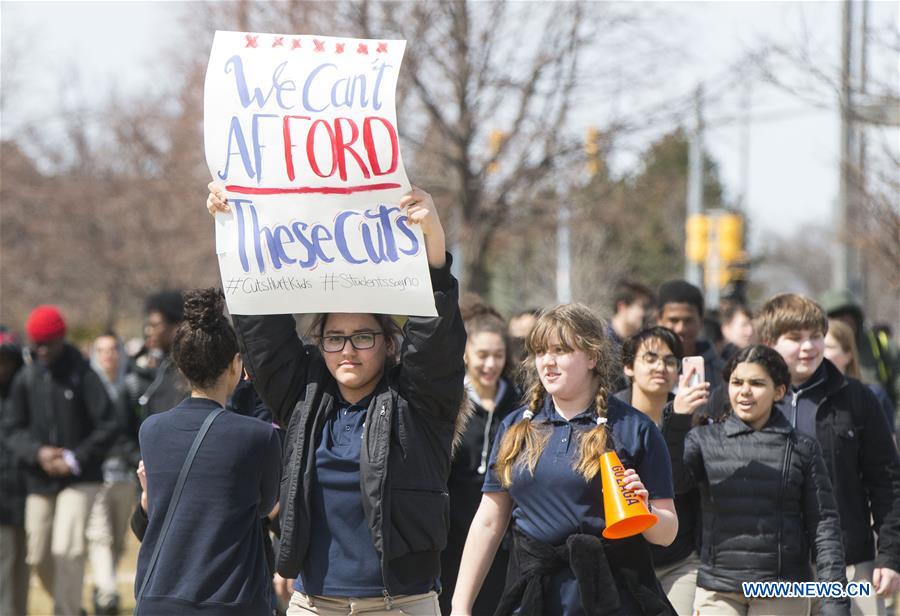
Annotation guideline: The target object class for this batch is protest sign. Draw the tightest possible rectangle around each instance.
[205,31,436,316]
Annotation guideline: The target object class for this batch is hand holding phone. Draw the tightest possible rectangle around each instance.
[675,356,710,414]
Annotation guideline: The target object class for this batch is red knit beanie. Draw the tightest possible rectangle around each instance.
[26,305,67,344]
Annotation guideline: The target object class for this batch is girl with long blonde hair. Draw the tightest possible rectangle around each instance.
[451,304,678,616]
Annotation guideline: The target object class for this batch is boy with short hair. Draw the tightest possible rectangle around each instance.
[608,279,655,347]
[5,306,119,616]
[719,302,753,362]
[656,280,724,387]
[756,293,900,614]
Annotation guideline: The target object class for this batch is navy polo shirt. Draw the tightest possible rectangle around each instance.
[295,395,433,597]
[483,395,673,614]
[295,395,381,595]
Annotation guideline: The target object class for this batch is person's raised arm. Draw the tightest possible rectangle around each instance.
[666,370,709,493]
[399,186,446,269]
[450,492,512,615]
[207,182,310,424]
[396,186,466,422]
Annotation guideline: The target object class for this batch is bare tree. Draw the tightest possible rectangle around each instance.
[1,0,680,328]
[331,1,656,295]
[755,7,899,324]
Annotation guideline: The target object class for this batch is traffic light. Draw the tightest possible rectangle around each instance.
[487,129,506,174]
[585,127,601,176]
[685,213,709,264]
[717,213,744,264]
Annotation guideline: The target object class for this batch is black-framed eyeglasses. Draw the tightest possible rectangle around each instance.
[321,332,384,352]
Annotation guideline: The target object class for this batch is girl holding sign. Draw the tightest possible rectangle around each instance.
[451,304,677,616]
[207,183,467,615]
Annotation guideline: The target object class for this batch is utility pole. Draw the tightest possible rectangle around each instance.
[685,85,705,288]
[738,79,752,212]
[557,204,572,303]
[835,0,872,299]
[853,0,869,301]
[835,0,855,293]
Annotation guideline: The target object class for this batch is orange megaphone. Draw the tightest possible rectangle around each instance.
[600,451,658,539]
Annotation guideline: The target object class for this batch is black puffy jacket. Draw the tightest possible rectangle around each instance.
[684,411,849,615]
[233,260,466,595]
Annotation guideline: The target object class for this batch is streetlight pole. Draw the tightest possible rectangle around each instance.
[686,85,705,288]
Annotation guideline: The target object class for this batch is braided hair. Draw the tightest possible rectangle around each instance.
[494,303,619,486]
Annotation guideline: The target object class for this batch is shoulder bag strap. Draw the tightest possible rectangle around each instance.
[135,406,225,611]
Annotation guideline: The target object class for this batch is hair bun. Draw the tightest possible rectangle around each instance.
[182,288,226,333]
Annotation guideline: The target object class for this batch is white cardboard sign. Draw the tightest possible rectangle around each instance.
[205,31,436,316]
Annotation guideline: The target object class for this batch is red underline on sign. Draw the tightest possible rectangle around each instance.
[225,183,401,196]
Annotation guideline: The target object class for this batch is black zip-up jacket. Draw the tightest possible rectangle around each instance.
[233,258,466,595]
[3,345,119,494]
[683,412,849,615]
[447,379,521,547]
[127,354,189,421]
[496,526,674,616]
[613,388,699,568]
[776,359,900,572]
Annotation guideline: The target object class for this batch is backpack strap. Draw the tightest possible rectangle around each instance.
[867,330,892,384]
[135,407,225,612]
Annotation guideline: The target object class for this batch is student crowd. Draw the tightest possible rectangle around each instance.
[1,185,899,616]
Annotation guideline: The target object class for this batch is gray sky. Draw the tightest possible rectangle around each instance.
[3,1,897,255]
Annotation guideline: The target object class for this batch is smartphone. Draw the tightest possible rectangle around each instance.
[682,356,705,387]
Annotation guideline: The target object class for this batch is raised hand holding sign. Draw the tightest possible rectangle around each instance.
[204,31,436,316]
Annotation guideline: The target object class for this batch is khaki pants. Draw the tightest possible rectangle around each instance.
[693,586,810,616]
[846,561,885,616]
[26,483,100,616]
[655,553,700,615]
[0,525,29,616]
[86,479,136,607]
[810,560,885,616]
[288,590,439,615]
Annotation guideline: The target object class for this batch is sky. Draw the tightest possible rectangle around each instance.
[2,1,898,257]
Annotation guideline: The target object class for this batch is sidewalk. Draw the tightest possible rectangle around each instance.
[27,533,140,615]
